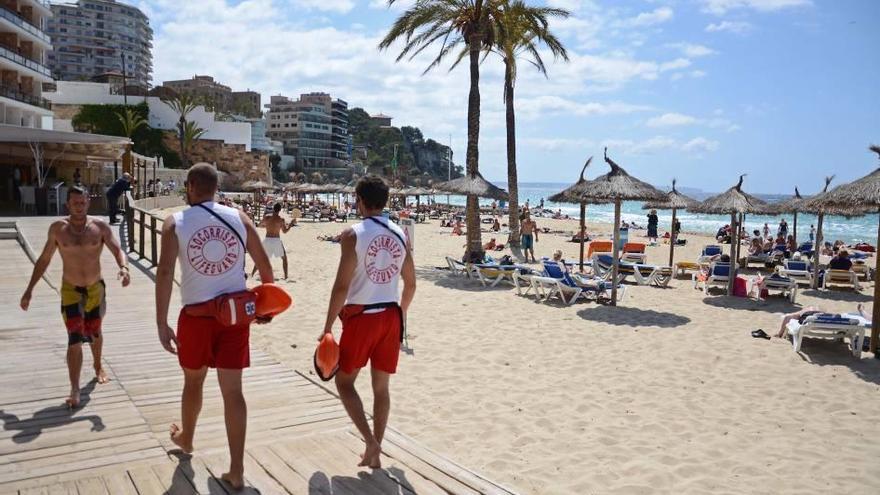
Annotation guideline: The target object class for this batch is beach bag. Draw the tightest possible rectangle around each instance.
[733,276,749,297]
[498,255,514,266]
[185,290,257,327]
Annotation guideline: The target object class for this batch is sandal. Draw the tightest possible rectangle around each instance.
[751,329,770,339]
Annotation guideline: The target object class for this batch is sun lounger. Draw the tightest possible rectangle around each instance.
[587,240,613,259]
[674,261,703,278]
[796,242,813,257]
[474,263,519,287]
[852,261,870,280]
[786,313,868,357]
[534,261,624,304]
[697,245,723,263]
[592,254,673,287]
[699,262,731,295]
[760,274,797,303]
[778,259,813,285]
[741,252,782,269]
[445,256,472,278]
[822,269,861,291]
[621,242,647,264]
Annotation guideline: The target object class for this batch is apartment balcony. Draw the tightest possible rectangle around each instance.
[0,83,51,110]
[0,6,51,45]
[0,44,51,77]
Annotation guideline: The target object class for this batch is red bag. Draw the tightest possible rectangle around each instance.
[733,276,749,297]
[184,290,257,327]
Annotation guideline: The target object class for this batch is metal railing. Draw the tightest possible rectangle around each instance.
[0,6,51,44]
[0,84,51,109]
[0,45,51,77]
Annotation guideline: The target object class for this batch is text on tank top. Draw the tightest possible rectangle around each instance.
[346,217,406,305]
[174,202,247,305]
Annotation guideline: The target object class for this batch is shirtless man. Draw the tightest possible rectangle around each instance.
[251,203,293,279]
[520,212,539,263]
[20,186,130,408]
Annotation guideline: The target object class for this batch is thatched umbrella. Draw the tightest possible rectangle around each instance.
[642,179,699,267]
[433,172,509,257]
[241,180,275,191]
[548,156,593,271]
[771,187,807,244]
[800,149,880,353]
[689,175,769,295]
[794,176,835,290]
[577,149,665,305]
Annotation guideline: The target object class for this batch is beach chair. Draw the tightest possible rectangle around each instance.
[445,256,472,278]
[822,270,861,291]
[674,261,702,278]
[851,261,870,281]
[697,245,724,263]
[592,254,673,287]
[621,243,647,264]
[570,272,626,303]
[512,268,540,297]
[473,264,518,287]
[701,262,731,295]
[760,274,797,303]
[796,242,813,257]
[778,259,813,286]
[587,240,613,259]
[786,313,867,357]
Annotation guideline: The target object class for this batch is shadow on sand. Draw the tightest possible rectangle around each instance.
[0,379,104,443]
[308,467,420,495]
[416,266,516,293]
[577,306,691,328]
[792,339,880,386]
[701,295,802,313]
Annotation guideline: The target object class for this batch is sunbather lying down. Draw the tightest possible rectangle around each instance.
[318,234,341,243]
[776,304,867,338]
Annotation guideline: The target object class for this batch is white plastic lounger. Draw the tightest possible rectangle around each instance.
[786,313,868,358]
[778,260,812,286]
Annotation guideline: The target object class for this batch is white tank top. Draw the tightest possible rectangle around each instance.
[346,217,407,305]
[173,202,248,305]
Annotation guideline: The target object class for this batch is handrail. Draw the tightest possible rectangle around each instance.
[0,44,51,77]
[0,6,51,44]
[0,84,52,110]
[123,191,165,267]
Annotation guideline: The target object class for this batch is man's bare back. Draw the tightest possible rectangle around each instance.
[260,214,288,238]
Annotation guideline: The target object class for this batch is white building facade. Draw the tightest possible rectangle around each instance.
[0,0,54,128]
[45,80,252,150]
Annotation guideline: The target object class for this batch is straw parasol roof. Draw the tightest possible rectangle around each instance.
[688,175,769,215]
[548,156,593,204]
[577,151,665,204]
[241,180,275,191]
[642,179,698,210]
[770,187,807,214]
[800,169,880,217]
[433,171,508,200]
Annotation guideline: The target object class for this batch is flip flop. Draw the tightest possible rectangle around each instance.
[751,329,770,339]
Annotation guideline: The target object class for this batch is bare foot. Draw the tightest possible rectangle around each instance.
[358,441,382,469]
[65,388,81,409]
[95,367,110,384]
[221,471,244,490]
[169,423,194,453]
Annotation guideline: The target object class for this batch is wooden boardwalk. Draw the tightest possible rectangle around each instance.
[0,218,516,495]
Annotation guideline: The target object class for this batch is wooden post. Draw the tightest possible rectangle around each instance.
[138,209,145,259]
[150,215,157,266]
[125,194,134,252]
[728,212,737,295]
[793,211,798,246]
[872,213,879,354]
[812,212,824,290]
[668,207,677,267]
[610,199,622,305]
[578,201,586,271]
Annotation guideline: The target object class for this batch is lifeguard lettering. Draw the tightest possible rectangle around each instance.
[187,225,241,276]
[365,234,403,284]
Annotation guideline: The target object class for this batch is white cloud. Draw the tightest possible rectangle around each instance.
[659,58,691,72]
[690,70,707,78]
[705,21,753,34]
[700,0,811,15]
[516,96,653,120]
[647,113,698,127]
[666,43,716,58]
[290,0,355,13]
[682,137,720,153]
[615,6,674,28]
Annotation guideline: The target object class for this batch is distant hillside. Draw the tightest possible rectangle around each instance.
[348,108,463,184]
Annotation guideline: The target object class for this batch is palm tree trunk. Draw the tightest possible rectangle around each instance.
[178,117,187,167]
[728,213,737,295]
[578,202,586,271]
[464,34,483,261]
[504,61,520,247]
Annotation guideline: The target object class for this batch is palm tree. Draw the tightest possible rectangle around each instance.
[380,0,499,260]
[162,93,201,166]
[490,0,569,246]
[115,107,148,176]
[182,121,207,165]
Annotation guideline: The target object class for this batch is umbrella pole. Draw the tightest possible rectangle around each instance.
[728,213,737,296]
[668,208,677,267]
[793,211,798,246]
[812,213,824,290]
[872,213,879,355]
[611,199,621,306]
[578,201,586,271]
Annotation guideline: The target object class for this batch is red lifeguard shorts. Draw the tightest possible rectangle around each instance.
[338,306,402,374]
[176,310,250,370]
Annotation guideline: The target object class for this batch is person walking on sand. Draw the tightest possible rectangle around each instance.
[520,212,539,263]
[155,163,274,490]
[321,175,416,469]
[20,185,131,408]
[251,202,293,280]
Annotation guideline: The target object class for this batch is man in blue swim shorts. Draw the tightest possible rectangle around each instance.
[520,211,539,263]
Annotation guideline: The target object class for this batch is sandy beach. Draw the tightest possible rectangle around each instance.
[158,208,880,494]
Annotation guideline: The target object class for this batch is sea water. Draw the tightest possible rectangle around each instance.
[437,182,878,245]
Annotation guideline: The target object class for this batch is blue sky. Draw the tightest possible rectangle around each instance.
[136,0,879,194]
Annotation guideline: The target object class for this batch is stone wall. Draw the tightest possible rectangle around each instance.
[161,132,271,189]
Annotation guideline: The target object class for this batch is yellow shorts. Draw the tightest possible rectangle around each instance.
[61,280,106,346]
